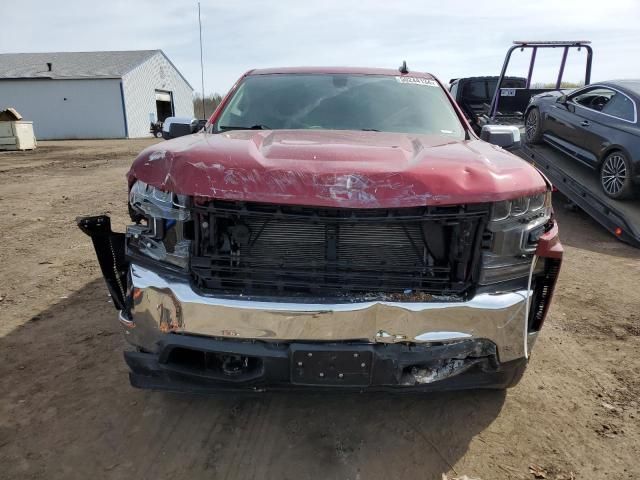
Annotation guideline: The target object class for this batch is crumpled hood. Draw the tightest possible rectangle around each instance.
[129,129,546,208]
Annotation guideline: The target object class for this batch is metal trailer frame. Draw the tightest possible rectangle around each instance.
[488,41,594,121]
[519,144,640,248]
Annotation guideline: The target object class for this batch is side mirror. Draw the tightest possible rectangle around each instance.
[194,119,207,132]
[163,117,198,139]
[480,125,521,151]
[556,94,568,104]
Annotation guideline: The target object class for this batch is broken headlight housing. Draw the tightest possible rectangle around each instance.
[129,180,190,221]
[480,190,552,286]
[126,180,192,270]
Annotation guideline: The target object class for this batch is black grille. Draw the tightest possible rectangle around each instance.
[190,201,489,298]
[529,257,562,331]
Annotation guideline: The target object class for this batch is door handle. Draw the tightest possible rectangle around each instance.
[581,120,590,127]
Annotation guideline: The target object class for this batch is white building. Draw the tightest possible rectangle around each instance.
[0,50,194,139]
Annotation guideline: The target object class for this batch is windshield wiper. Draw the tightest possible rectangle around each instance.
[360,128,380,132]
[219,124,271,131]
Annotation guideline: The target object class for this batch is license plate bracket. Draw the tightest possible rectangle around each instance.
[290,345,373,386]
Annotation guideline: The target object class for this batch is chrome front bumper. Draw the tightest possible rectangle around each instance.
[123,263,535,363]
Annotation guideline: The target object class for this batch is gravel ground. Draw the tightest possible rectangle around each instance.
[0,139,639,480]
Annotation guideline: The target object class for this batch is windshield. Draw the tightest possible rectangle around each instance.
[214,73,466,138]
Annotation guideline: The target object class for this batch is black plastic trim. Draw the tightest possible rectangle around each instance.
[123,335,526,393]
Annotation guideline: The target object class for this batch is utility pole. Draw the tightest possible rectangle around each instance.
[198,2,206,119]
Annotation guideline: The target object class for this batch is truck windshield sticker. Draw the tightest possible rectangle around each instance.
[395,76,438,87]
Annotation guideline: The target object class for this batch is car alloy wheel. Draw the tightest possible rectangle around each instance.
[601,154,628,196]
[525,111,537,139]
[525,108,542,144]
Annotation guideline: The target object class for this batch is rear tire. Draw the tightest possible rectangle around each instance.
[600,151,635,200]
[525,107,543,144]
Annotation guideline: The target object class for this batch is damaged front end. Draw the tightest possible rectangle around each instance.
[77,216,130,315]
[78,180,561,392]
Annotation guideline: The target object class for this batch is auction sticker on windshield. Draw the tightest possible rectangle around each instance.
[395,76,438,87]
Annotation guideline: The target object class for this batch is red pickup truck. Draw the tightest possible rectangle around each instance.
[78,66,562,393]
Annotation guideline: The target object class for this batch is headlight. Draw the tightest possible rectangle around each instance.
[490,192,549,222]
[489,191,551,253]
[126,180,191,270]
[480,190,553,286]
[528,192,546,211]
[129,180,190,221]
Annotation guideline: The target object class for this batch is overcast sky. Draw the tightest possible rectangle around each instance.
[4,0,640,95]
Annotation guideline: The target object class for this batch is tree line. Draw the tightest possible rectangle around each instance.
[193,93,223,119]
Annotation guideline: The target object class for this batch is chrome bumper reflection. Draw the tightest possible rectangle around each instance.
[125,264,532,362]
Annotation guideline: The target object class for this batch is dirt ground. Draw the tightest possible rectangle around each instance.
[0,139,639,480]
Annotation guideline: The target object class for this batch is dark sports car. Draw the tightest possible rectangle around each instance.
[524,80,640,200]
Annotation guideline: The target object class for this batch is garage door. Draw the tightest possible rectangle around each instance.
[155,91,172,102]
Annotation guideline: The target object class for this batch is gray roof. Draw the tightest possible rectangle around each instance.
[0,50,161,80]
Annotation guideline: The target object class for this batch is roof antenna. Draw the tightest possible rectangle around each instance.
[399,60,409,74]
[198,2,206,119]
